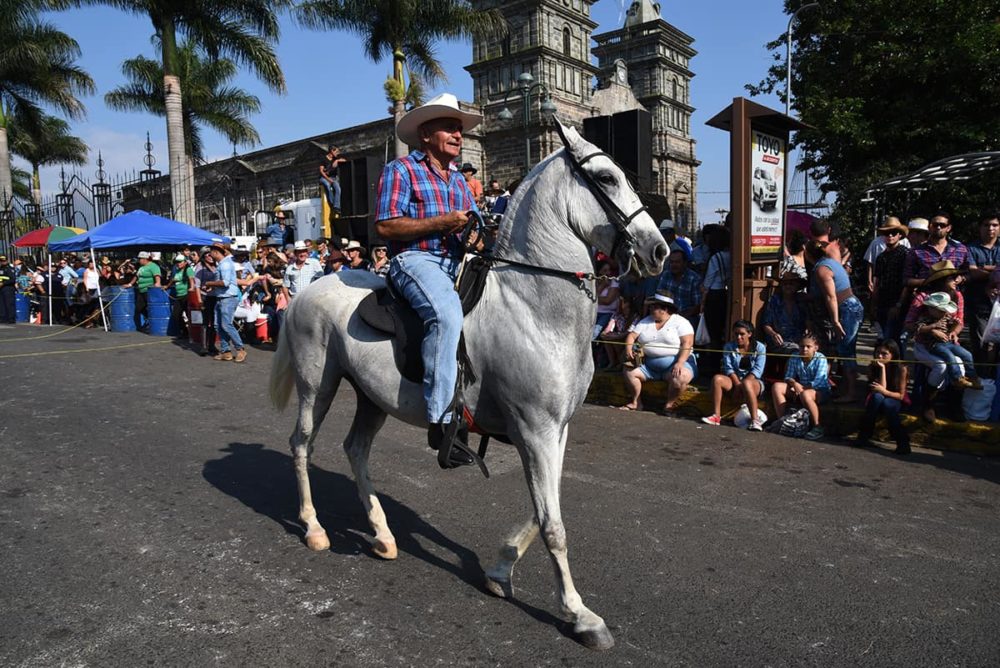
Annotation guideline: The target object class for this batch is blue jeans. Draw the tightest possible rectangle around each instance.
[835,296,863,370]
[215,295,243,353]
[320,178,341,209]
[928,340,976,381]
[861,392,904,441]
[389,251,462,424]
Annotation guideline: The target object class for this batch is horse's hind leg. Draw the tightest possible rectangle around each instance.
[523,424,614,651]
[485,517,539,599]
[343,392,396,560]
[291,378,341,552]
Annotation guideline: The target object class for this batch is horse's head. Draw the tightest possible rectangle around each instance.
[553,118,667,278]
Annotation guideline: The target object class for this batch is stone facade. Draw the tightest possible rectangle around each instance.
[466,0,600,188]
[592,0,699,232]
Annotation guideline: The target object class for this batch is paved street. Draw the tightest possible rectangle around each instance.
[2,325,999,667]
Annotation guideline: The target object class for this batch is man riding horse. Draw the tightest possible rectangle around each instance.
[374,93,482,468]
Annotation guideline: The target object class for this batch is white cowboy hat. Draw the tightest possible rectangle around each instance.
[395,93,482,148]
[343,240,363,252]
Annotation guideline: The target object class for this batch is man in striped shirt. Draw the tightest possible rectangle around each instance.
[374,93,482,467]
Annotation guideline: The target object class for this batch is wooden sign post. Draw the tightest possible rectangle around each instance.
[706,97,808,333]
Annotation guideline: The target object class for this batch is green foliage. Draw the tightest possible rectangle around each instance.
[383,77,405,104]
[749,0,1000,241]
[297,0,506,92]
[105,43,262,162]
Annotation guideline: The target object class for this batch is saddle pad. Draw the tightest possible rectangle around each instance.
[357,288,425,384]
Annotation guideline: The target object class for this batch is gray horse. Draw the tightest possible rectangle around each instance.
[269,121,667,650]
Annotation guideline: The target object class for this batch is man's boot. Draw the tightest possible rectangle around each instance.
[427,423,474,468]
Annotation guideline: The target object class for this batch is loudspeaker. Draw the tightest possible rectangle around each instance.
[583,116,613,154]
[611,109,652,192]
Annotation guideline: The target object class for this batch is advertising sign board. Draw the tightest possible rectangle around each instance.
[748,129,785,262]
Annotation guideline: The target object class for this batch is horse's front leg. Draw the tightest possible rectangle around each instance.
[485,516,539,599]
[524,424,614,651]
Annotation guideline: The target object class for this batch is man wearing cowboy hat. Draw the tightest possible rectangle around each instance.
[863,216,911,293]
[459,162,484,205]
[374,92,482,467]
[283,239,323,301]
[342,240,370,271]
[871,216,910,347]
[904,211,970,288]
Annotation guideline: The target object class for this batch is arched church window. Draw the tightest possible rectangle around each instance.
[563,28,571,57]
[672,78,678,100]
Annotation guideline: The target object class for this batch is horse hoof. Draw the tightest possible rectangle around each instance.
[305,531,330,551]
[373,539,397,560]
[574,622,615,651]
[484,576,513,599]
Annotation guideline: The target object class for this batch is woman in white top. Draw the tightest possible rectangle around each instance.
[618,290,698,413]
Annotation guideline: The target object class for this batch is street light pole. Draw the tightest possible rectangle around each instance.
[785,2,820,117]
[498,72,558,172]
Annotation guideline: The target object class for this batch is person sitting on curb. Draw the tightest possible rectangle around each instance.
[702,320,767,431]
[855,339,911,455]
[770,333,830,440]
[618,291,697,414]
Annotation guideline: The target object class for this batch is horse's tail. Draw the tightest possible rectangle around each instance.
[269,302,295,412]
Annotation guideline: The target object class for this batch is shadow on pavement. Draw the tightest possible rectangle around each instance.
[202,442,568,637]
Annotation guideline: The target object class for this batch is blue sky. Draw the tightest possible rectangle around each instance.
[28,0,793,224]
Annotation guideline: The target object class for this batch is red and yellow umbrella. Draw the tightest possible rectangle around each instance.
[12,226,86,247]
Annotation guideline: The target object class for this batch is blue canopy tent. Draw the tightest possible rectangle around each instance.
[49,210,225,331]
[49,210,223,251]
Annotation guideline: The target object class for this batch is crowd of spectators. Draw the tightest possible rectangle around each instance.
[600,210,1000,451]
[5,198,998,448]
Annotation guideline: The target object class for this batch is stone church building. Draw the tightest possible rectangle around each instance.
[130,0,698,241]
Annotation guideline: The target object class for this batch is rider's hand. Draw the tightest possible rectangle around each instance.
[441,209,469,233]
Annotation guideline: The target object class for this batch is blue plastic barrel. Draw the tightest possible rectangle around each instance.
[146,287,170,336]
[15,293,30,322]
[103,286,136,332]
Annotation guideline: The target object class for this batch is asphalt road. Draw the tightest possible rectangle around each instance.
[2,325,999,667]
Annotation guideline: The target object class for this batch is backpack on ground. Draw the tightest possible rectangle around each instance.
[767,407,811,438]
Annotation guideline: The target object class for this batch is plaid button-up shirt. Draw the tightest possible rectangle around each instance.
[657,267,702,315]
[785,352,831,390]
[375,150,478,258]
[903,238,970,284]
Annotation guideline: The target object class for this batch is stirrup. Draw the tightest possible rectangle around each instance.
[438,420,489,478]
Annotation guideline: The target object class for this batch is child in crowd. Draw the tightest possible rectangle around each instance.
[597,298,640,371]
[912,292,982,390]
[770,333,830,440]
[856,339,911,455]
[702,320,767,431]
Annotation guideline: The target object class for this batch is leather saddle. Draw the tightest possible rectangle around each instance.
[357,255,493,385]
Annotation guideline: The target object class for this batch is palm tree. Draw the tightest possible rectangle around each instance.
[105,44,262,165]
[0,0,94,208]
[9,112,88,204]
[296,0,506,157]
[66,0,286,224]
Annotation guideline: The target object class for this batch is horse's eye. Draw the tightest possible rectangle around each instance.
[597,172,617,186]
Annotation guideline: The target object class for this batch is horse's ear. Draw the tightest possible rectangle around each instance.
[552,117,584,155]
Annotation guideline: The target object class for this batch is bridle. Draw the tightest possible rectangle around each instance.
[562,147,647,280]
[485,123,648,285]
